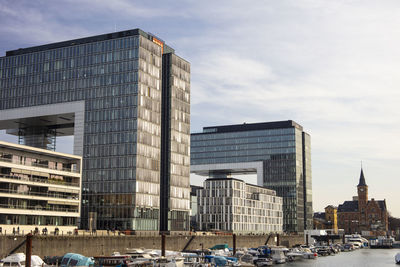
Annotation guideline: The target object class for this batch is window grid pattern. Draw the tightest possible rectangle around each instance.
[197,179,283,233]
[191,125,312,233]
[0,33,169,231]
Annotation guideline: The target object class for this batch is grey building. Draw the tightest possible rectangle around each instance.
[0,29,190,232]
[197,177,283,234]
[191,120,312,233]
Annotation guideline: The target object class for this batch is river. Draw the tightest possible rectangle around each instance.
[285,248,399,267]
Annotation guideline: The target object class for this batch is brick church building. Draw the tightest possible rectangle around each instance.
[337,168,388,235]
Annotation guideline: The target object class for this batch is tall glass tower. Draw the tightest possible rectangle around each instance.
[191,120,312,233]
[0,29,190,232]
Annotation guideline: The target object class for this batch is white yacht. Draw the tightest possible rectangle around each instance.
[270,247,288,264]
[1,253,45,267]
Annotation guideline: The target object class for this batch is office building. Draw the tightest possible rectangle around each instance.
[191,120,312,233]
[0,29,191,231]
[0,141,81,233]
[197,177,283,234]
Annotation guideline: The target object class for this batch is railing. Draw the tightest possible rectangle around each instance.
[0,203,79,213]
[0,157,80,174]
[0,188,79,201]
[0,174,80,187]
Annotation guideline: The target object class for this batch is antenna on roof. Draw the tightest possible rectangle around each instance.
[114,23,117,32]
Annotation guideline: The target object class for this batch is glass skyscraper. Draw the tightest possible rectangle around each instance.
[0,29,190,232]
[191,120,312,233]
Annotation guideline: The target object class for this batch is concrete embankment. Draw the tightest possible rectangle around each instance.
[0,233,304,258]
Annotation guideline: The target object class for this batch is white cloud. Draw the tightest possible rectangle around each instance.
[0,0,399,216]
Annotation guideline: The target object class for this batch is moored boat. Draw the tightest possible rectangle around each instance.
[60,253,94,267]
[93,255,134,267]
[1,253,45,267]
[254,257,273,266]
[270,247,287,264]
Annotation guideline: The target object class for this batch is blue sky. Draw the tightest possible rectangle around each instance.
[1,0,399,216]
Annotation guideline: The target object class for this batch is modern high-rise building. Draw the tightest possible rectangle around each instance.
[191,120,312,233]
[0,29,191,232]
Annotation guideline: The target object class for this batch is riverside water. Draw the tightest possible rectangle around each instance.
[286,248,399,267]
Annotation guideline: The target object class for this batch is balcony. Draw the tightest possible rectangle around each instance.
[0,174,79,187]
[0,157,79,174]
[0,188,79,201]
[0,203,78,213]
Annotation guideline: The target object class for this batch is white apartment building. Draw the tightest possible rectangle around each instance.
[0,141,81,234]
[197,178,283,234]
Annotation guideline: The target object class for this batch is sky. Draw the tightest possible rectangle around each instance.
[0,0,399,217]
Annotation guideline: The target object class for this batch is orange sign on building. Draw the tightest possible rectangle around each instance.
[152,37,164,54]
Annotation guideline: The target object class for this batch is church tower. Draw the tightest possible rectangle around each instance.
[357,168,368,212]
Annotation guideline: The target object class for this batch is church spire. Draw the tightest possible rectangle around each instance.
[358,168,367,187]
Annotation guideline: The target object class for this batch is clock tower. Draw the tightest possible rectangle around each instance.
[357,168,368,212]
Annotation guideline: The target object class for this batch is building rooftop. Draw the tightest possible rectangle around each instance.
[0,141,81,160]
[338,199,386,212]
[205,177,277,193]
[313,212,326,219]
[192,120,303,135]
[358,168,367,187]
[338,201,359,212]
[5,28,174,57]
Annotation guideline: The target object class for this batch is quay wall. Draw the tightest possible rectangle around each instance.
[0,234,304,258]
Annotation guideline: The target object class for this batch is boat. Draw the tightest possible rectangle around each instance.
[254,257,273,266]
[269,247,287,264]
[1,253,45,267]
[315,246,331,256]
[346,235,368,248]
[154,257,185,267]
[297,248,318,259]
[93,255,134,267]
[60,253,94,267]
[286,248,307,261]
[344,243,355,251]
[181,252,210,267]
[204,255,240,267]
[123,248,158,264]
[238,253,256,264]
[348,240,362,249]
[396,253,400,264]
[209,244,229,250]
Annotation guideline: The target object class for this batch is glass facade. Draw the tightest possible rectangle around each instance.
[191,121,312,233]
[0,29,191,231]
[160,54,191,231]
